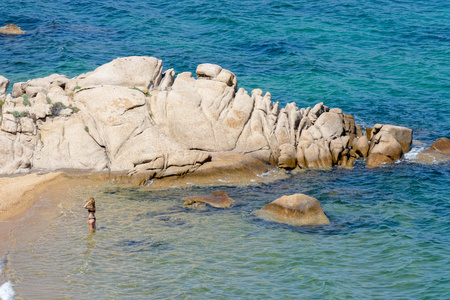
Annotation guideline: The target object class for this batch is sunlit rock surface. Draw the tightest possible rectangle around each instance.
[0,56,414,182]
[256,194,330,226]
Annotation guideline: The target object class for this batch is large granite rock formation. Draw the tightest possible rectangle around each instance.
[0,56,414,182]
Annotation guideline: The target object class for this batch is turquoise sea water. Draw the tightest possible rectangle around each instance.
[1,0,449,298]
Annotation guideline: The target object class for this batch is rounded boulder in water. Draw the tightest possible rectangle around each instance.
[257,193,330,226]
[415,137,450,164]
[430,137,450,156]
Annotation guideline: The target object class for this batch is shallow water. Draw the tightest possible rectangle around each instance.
[3,161,449,299]
[1,0,450,298]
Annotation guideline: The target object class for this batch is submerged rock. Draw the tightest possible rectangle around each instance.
[184,191,235,208]
[256,194,330,226]
[415,137,450,164]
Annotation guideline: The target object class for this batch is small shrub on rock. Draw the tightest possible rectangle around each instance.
[51,102,66,116]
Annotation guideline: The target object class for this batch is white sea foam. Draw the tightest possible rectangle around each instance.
[257,170,273,178]
[0,281,15,300]
[404,146,425,161]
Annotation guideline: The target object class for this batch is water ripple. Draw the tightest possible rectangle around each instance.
[1,0,449,297]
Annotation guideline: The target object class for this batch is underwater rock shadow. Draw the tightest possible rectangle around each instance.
[115,238,171,253]
[248,213,402,236]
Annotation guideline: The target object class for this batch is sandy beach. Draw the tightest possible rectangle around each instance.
[0,173,67,220]
[0,172,69,257]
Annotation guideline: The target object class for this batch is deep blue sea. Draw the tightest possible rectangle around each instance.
[1,0,449,299]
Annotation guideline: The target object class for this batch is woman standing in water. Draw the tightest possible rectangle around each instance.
[83,197,96,231]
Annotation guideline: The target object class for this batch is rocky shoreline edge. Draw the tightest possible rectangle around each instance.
[1,55,449,231]
[1,56,430,183]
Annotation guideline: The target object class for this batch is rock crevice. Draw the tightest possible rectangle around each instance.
[0,56,414,181]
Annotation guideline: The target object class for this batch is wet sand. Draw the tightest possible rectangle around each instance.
[0,172,69,257]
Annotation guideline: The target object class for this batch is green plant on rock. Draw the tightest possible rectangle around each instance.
[22,95,31,107]
[47,97,52,104]
[12,111,28,118]
[73,86,81,91]
[84,125,89,133]
[69,105,79,113]
[130,86,150,96]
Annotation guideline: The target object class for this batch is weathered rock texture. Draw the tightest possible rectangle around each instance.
[415,137,450,164]
[256,194,330,226]
[430,137,450,156]
[0,24,25,35]
[0,56,413,182]
[0,76,9,94]
[184,191,235,208]
[367,124,413,167]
